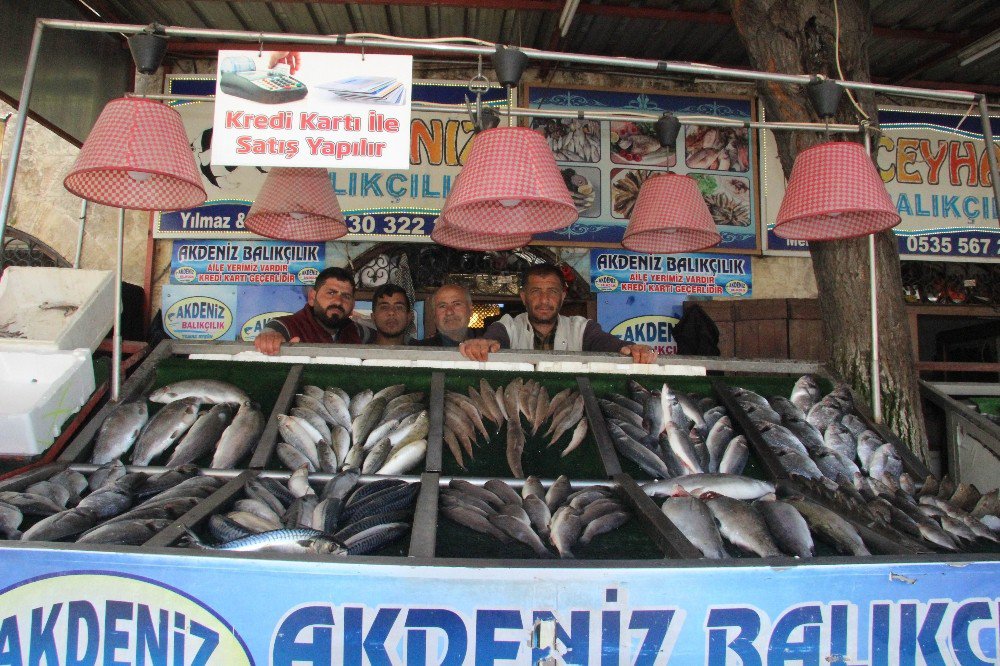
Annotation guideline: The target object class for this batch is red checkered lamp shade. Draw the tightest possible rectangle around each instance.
[774,141,900,241]
[431,212,533,250]
[63,97,206,211]
[622,173,721,254]
[245,167,348,241]
[442,127,578,235]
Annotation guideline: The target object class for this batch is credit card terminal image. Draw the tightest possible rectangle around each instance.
[219,57,308,104]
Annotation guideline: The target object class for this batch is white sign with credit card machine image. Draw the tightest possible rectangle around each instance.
[212,50,413,169]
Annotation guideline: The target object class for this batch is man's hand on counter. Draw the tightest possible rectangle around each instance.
[254,330,299,356]
[458,338,501,362]
[620,344,657,364]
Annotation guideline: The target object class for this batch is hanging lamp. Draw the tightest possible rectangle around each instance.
[244,167,347,241]
[63,97,206,210]
[774,141,900,241]
[622,173,721,254]
[431,214,533,251]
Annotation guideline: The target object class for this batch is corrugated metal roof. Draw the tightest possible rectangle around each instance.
[77,0,1000,96]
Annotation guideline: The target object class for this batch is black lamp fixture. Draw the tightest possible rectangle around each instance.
[807,78,844,120]
[492,46,529,89]
[654,113,682,150]
[128,24,168,75]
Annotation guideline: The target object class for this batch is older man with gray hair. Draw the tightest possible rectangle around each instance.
[416,282,481,347]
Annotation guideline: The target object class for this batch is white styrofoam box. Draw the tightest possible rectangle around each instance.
[0,348,95,456]
[0,266,115,353]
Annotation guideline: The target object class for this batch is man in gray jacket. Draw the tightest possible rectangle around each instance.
[458,264,656,363]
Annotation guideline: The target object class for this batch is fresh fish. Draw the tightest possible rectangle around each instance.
[349,388,374,420]
[530,387,551,436]
[768,396,806,422]
[813,449,860,484]
[480,379,507,422]
[600,399,643,428]
[301,385,325,401]
[149,379,248,405]
[664,421,704,475]
[362,438,392,474]
[469,386,502,429]
[549,506,584,558]
[322,468,361,502]
[245,478,286,516]
[673,389,706,431]
[522,496,551,539]
[207,514,259,541]
[523,476,546,501]
[352,396,388,449]
[234,499,283,525]
[741,402,782,424]
[703,406,727,434]
[544,388,572,423]
[377,439,426,475]
[705,416,735,473]
[608,393,643,416]
[211,401,264,469]
[226,509,282,533]
[371,383,407,404]
[548,395,585,446]
[783,416,825,453]
[504,384,526,478]
[868,443,903,482]
[806,403,843,434]
[49,470,88,500]
[329,425,351,468]
[915,518,960,551]
[660,384,691,430]
[342,522,410,555]
[21,507,99,542]
[545,475,572,512]
[856,431,883,471]
[290,408,332,443]
[578,511,629,546]
[316,440,338,473]
[25,481,70,508]
[388,412,429,449]
[731,387,771,410]
[277,414,321,470]
[441,505,511,543]
[705,496,782,557]
[579,498,624,523]
[186,527,346,554]
[76,486,133,520]
[296,393,337,427]
[276,442,315,472]
[661,495,727,558]
[443,429,465,470]
[719,435,750,475]
[787,497,870,555]
[88,460,127,491]
[627,379,653,404]
[489,514,553,557]
[643,474,775,501]
[0,492,64,517]
[131,397,201,466]
[322,390,352,430]
[166,403,234,467]
[756,422,810,457]
[823,422,857,460]
[78,518,173,545]
[561,419,589,457]
[609,423,673,479]
[91,401,148,464]
[774,448,825,480]
[288,465,315,499]
[342,439,365,470]
[754,499,814,557]
[484,479,522,506]
[839,414,868,438]
[790,375,821,413]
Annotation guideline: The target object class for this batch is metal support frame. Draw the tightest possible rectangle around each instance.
[864,131,882,423]
[0,18,996,405]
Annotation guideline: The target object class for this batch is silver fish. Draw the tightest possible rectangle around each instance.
[21,507,99,542]
[211,401,264,469]
[166,403,234,467]
[754,499,814,557]
[371,383,407,404]
[49,470,88,499]
[352,396,388,448]
[330,425,351,468]
[545,475,572,512]
[484,479,521,506]
[644,473,775,501]
[549,506,584,558]
[78,518,173,545]
[561,419,589,458]
[703,406,727,435]
[522,496,551,539]
[187,527,346,554]
[226,510,282,533]
[131,397,201,466]
[787,497,870,555]
[349,389,374,420]
[718,435,750,475]
[88,460,126,491]
[296,393,337,426]
[377,439,426,475]
[523,476,546,501]
[705,496,782,557]
[504,384,525,478]
[489,514,553,557]
[823,422,857,461]
[578,511,629,546]
[291,407,332,444]
[149,379,248,405]
[782,416,825,453]
[234,499,283,525]
[548,395,585,447]
[531,386,551,436]
[388,412,429,449]
[806,403,843,434]
[768,396,806,422]
[705,416,735,473]
[756,422,810,457]
[343,522,409,556]
[774,449,825,480]
[868,443,903,482]
[288,465,315,499]
[609,423,673,480]
[839,414,868,438]
[661,496,727,558]
[856,431,884,471]
[25,481,70,508]
[91,401,148,464]
[277,414,321,470]
[276,442,315,472]
[790,375,821,413]
[322,390,353,430]
[664,421,704,475]
[362,438,393,474]
[442,505,511,543]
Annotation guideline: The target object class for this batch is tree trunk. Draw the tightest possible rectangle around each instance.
[731,0,930,462]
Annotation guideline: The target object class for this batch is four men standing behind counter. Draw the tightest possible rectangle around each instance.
[254,263,656,364]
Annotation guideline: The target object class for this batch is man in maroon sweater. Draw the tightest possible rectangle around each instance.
[254,266,372,355]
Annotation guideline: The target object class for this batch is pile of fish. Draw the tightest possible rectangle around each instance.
[283,384,427,475]
[3,462,221,545]
[651,480,869,558]
[90,379,264,469]
[602,380,747,480]
[734,375,1000,552]
[185,468,417,556]
[440,475,629,558]
[450,379,588,477]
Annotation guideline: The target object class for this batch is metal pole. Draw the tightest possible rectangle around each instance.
[865,130,882,423]
[111,207,124,403]
[37,18,982,105]
[977,95,1000,225]
[74,199,87,268]
[0,20,45,251]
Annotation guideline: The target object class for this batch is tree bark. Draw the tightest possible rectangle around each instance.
[731,0,930,462]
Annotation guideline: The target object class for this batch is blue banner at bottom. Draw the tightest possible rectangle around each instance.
[0,547,996,665]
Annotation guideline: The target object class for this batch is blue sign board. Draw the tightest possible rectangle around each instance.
[170,240,325,286]
[590,249,753,298]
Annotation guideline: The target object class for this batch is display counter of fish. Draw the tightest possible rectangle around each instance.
[1,462,222,545]
[445,379,589,478]
[601,380,748,481]
[182,468,418,556]
[721,375,1000,554]
[277,383,428,475]
[439,475,631,559]
[89,379,264,469]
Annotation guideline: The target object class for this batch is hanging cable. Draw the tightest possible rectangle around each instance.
[833,0,870,121]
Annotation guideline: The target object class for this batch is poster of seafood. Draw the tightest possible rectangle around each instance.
[526,86,758,251]
[761,107,1000,261]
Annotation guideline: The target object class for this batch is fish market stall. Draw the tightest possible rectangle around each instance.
[921,380,1000,493]
[0,340,997,665]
